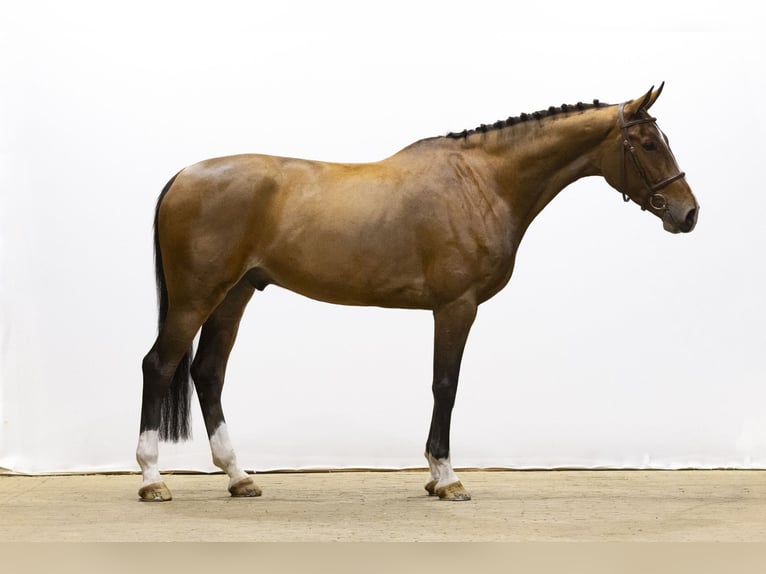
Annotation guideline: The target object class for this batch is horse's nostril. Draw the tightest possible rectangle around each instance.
[684,207,698,231]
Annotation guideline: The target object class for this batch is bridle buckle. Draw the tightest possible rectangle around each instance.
[649,193,667,211]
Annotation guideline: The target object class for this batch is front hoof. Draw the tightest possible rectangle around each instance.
[425,480,438,496]
[138,481,173,502]
[229,476,262,497]
[436,481,471,501]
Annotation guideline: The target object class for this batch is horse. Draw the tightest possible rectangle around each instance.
[136,84,699,502]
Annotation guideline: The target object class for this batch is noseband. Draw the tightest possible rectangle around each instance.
[618,103,686,212]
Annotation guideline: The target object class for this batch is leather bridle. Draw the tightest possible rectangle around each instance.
[618,102,686,212]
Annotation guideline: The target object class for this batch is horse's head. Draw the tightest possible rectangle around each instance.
[602,83,698,233]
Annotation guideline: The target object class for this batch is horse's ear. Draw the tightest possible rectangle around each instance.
[644,81,664,111]
[625,83,664,116]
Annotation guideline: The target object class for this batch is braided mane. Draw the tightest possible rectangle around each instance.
[444,99,609,139]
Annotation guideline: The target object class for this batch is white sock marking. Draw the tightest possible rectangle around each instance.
[209,423,249,488]
[425,452,460,490]
[136,430,161,487]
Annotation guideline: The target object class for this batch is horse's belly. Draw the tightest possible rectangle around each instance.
[261,234,432,308]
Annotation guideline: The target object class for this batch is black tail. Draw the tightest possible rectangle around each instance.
[154,172,194,442]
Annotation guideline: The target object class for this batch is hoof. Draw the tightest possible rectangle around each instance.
[229,476,262,497]
[436,481,471,501]
[425,480,438,496]
[138,481,172,502]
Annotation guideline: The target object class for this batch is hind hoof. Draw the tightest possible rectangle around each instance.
[138,481,172,502]
[436,481,471,501]
[425,480,438,496]
[229,476,262,497]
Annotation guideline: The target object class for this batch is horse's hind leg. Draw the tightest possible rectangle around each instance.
[191,276,261,497]
[137,307,209,501]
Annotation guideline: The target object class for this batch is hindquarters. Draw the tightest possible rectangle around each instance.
[157,157,281,291]
[140,161,279,441]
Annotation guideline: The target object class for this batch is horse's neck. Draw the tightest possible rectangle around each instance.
[483,107,616,230]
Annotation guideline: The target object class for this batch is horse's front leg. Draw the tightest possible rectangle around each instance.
[424,294,477,501]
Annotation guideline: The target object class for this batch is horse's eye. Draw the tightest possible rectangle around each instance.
[642,141,658,151]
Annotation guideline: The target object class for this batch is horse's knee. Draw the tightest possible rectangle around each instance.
[431,376,457,404]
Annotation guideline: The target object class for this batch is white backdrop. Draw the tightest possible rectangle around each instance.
[1,1,764,473]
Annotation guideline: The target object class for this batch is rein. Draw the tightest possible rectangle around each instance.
[617,103,685,212]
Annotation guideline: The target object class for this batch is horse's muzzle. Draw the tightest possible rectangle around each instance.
[663,204,698,234]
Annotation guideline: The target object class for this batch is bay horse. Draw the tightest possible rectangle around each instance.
[137,84,698,501]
